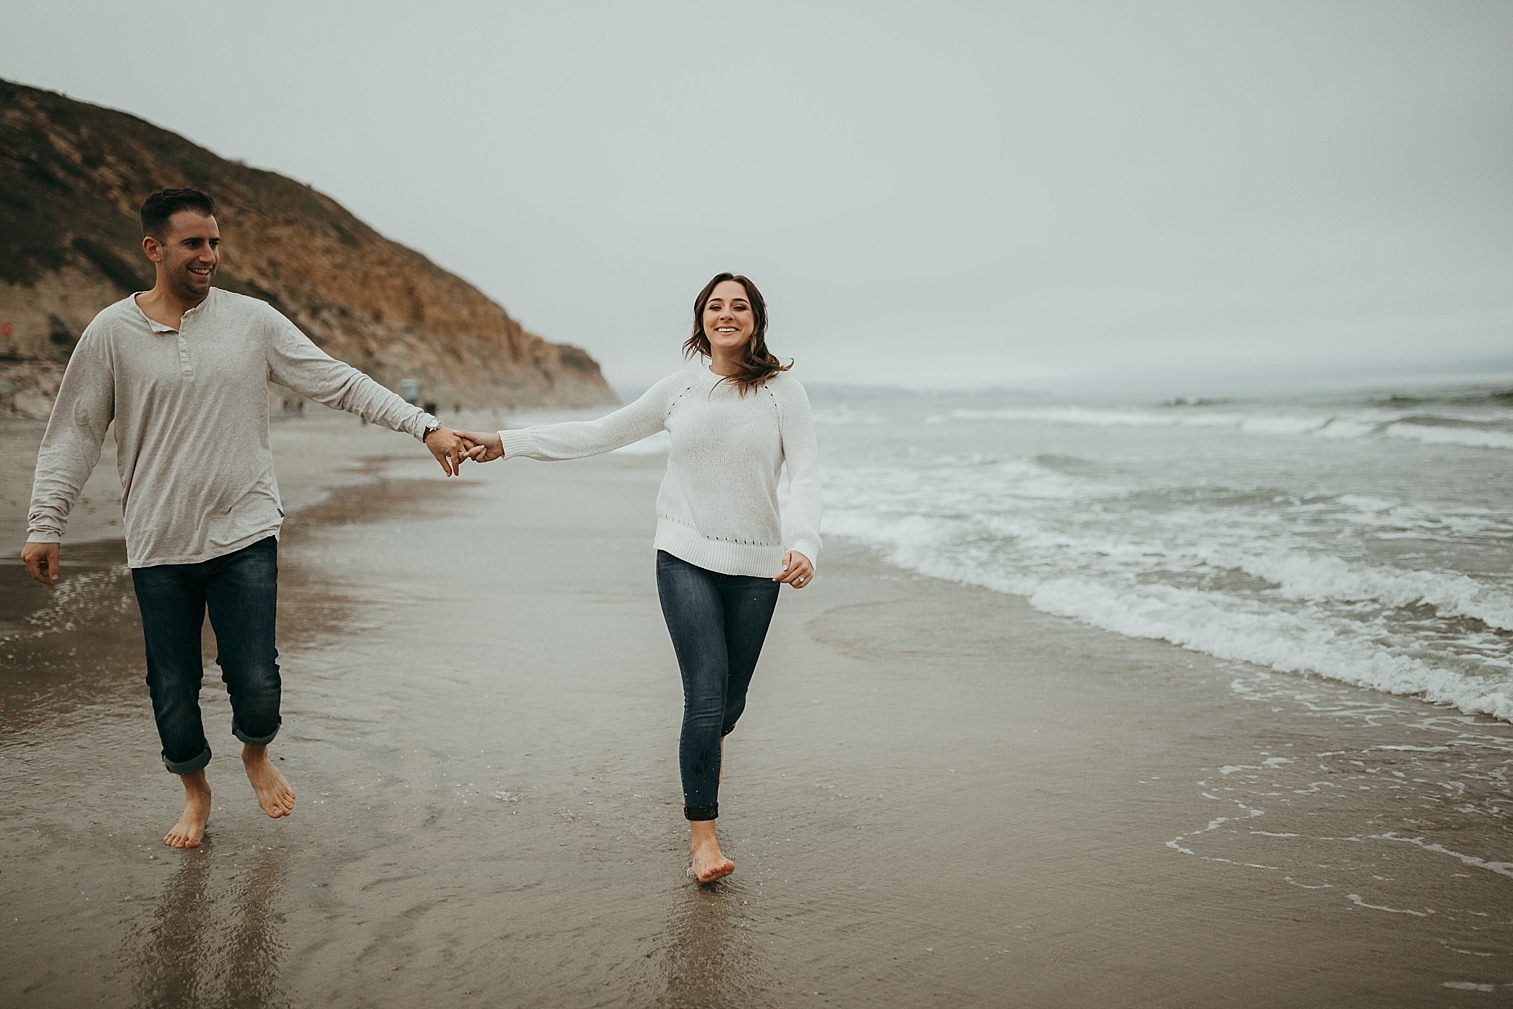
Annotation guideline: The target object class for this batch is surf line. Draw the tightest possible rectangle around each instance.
[1373,833,1513,880]
[1347,894,1431,917]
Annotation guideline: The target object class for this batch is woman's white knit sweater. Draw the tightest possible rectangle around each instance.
[498,368,822,577]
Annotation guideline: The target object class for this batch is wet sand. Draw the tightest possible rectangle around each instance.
[2,410,1511,1007]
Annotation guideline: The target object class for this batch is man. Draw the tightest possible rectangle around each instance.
[21,188,470,847]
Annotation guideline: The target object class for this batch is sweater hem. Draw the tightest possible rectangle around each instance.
[654,521,785,578]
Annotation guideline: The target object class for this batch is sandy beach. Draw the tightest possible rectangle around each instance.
[2,407,1511,1007]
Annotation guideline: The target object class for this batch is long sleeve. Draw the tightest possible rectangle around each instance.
[264,307,435,439]
[497,374,680,461]
[27,326,115,542]
[776,379,823,567]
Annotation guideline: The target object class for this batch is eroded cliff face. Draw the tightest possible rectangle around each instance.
[0,79,616,418]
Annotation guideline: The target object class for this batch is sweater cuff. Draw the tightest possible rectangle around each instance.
[26,529,63,544]
[789,539,821,570]
[497,429,536,459]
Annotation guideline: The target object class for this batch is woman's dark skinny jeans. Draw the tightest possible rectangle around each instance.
[130,536,282,774]
[656,550,780,821]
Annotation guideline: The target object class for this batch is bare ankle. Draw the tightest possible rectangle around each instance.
[688,819,734,882]
[689,819,720,850]
[179,770,211,796]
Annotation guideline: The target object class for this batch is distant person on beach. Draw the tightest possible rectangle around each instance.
[20,188,472,848]
[457,272,821,883]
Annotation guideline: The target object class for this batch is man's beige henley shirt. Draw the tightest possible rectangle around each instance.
[26,289,438,568]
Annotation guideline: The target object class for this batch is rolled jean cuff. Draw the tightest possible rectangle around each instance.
[163,745,212,775]
[685,803,718,821]
[232,715,281,747]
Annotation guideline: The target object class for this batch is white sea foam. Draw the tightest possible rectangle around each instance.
[1385,423,1513,450]
[1314,419,1379,439]
[822,427,1513,722]
[831,515,1513,720]
[1198,547,1513,631]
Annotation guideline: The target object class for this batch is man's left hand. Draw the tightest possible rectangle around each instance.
[425,427,469,476]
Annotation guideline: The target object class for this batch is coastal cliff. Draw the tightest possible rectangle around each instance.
[0,79,617,418]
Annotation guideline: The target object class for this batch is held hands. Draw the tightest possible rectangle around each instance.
[422,427,502,474]
[455,431,504,463]
[424,426,473,476]
[775,550,813,589]
[21,541,60,586]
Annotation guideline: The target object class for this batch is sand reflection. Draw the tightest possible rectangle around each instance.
[661,880,772,1009]
[131,844,290,1009]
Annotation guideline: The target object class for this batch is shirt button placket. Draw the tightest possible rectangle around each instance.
[178,318,193,381]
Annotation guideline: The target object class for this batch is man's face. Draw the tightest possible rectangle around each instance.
[144,211,220,300]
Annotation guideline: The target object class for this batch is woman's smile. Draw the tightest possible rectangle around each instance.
[702,279,756,358]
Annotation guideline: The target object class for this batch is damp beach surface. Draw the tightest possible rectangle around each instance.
[2,407,1511,1007]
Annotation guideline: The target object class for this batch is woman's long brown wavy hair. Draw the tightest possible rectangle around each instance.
[682,272,792,394]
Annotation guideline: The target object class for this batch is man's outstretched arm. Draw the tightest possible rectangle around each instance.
[24,327,115,584]
[263,307,468,475]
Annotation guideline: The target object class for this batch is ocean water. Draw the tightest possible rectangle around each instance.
[809,385,1513,723]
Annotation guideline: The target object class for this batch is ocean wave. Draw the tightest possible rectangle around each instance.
[1189,546,1513,632]
[943,406,1513,449]
[823,443,1513,722]
[818,385,1512,723]
[828,507,1513,722]
[1021,577,1513,723]
[969,510,1513,632]
[1385,423,1513,450]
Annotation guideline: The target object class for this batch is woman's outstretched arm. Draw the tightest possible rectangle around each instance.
[459,373,687,462]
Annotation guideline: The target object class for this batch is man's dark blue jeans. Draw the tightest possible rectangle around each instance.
[130,536,281,774]
[656,550,781,821]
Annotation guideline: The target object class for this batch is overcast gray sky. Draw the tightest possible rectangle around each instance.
[4,1,1510,392]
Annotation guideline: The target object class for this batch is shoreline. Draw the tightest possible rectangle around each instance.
[849,534,1513,728]
[1,432,1511,1005]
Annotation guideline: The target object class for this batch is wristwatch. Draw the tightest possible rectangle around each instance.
[421,421,441,442]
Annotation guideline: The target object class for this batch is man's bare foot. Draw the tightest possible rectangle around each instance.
[165,771,211,848]
[689,819,734,884]
[242,744,295,818]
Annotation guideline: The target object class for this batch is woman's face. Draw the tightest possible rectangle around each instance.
[702,280,756,356]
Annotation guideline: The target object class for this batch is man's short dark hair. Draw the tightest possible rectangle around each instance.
[140,188,217,239]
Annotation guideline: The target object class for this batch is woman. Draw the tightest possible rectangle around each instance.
[458,273,821,883]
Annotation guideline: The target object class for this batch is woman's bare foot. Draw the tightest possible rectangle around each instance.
[242,744,296,818]
[689,819,735,883]
[165,771,212,848]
